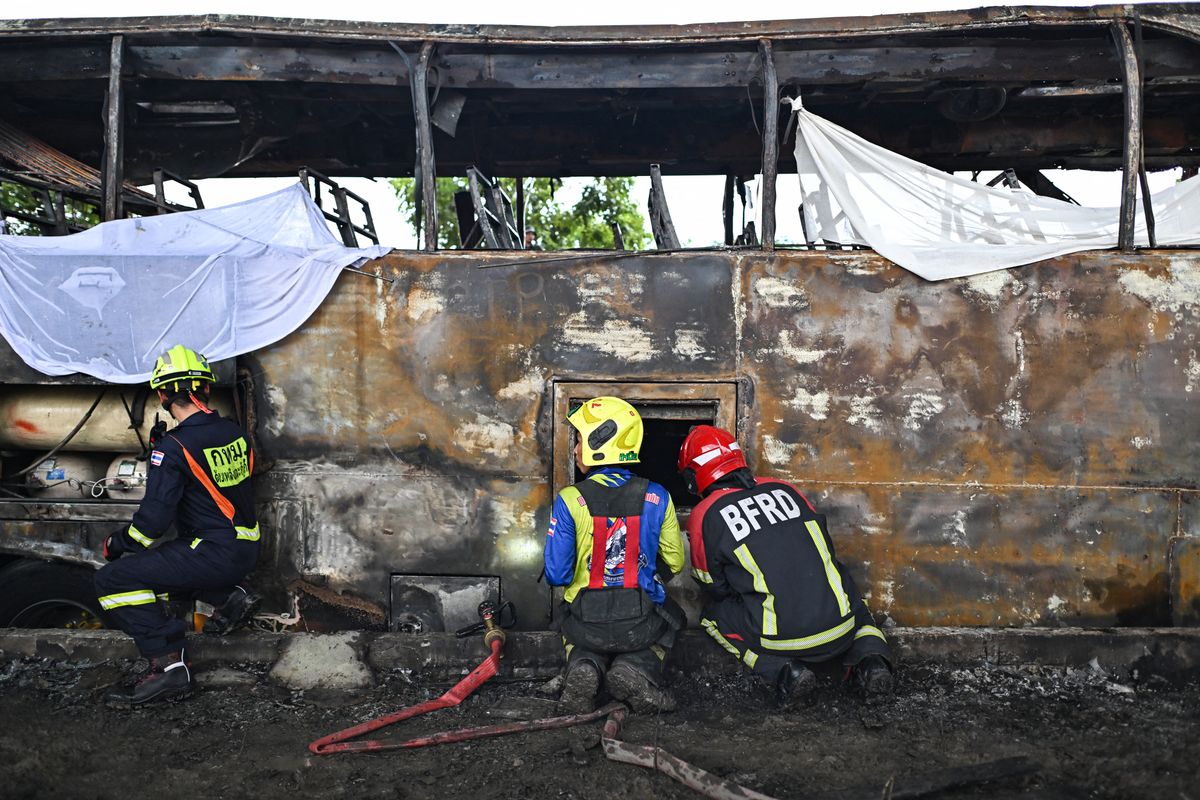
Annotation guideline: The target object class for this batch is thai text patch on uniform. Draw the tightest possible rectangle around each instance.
[203,436,250,487]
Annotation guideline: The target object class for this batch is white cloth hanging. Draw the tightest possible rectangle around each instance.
[0,183,390,381]
[792,100,1200,280]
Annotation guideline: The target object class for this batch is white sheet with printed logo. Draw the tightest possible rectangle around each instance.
[792,101,1200,280]
[0,183,390,381]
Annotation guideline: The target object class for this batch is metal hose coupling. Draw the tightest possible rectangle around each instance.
[479,600,507,649]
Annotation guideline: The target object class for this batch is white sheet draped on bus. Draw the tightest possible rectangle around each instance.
[0,183,390,381]
[792,100,1200,280]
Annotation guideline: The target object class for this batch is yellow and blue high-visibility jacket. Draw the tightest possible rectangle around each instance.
[544,467,684,604]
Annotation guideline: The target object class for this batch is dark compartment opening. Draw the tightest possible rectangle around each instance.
[573,416,708,510]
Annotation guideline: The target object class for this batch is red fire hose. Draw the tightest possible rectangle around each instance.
[310,601,616,755]
[309,635,504,755]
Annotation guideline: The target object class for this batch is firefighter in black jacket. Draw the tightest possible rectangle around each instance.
[678,425,893,709]
[95,345,260,707]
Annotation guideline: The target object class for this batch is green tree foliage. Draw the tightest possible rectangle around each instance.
[389,176,650,250]
[0,181,100,235]
[0,181,41,235]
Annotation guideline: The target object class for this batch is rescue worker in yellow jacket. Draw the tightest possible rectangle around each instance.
[678,425,893,709]
[544,397,686,713]
[95,345,260,707]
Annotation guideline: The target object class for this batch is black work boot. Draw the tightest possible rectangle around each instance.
[559,661,601,714]
[774,662,817,710]
[605,661,677,713]
[106,650,194,708]
[853,655,894,698]
[203,585,261,636]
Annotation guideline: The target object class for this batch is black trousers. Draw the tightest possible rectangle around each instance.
[700,595,892,682]
[95,535,258,658]
[557,587,686,684]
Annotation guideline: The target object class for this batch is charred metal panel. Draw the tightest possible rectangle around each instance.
[1171,535,1200,626]
[735,250,1197,627]
[249,253,734,626]
[240,249,1199,629]
[811,483,1174,627]
[738,253,1200,488]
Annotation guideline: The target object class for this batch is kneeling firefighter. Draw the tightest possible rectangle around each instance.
[543,397,686,713]
[95,345,261,707]
[678,425,893,709]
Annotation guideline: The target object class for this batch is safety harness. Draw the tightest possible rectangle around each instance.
[575,475,649,589]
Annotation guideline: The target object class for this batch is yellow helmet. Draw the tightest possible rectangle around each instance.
[568,396,643,467]
[150,345,215,392]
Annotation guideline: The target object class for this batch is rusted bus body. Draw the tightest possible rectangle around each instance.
[209,247,1196,629]
[0,249,1196,628]
[1,5,1199,630]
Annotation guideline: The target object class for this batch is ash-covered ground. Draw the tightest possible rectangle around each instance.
[0,653,1196,800]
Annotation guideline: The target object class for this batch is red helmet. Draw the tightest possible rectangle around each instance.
[677,425,747,495]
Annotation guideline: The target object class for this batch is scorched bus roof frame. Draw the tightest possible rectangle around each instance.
[0,3,1198,250]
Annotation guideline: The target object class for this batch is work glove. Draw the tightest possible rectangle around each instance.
[102,529,129,561]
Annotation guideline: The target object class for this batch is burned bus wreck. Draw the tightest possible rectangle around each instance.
[0,4,1198,639]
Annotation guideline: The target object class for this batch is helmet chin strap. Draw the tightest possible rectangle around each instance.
[681,468,699,497]
[188,389,214,414]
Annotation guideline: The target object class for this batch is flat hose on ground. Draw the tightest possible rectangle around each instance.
[601,706,1038,800]
[309,607,619,755]
[309,637,504,755]
[601,706,778,800]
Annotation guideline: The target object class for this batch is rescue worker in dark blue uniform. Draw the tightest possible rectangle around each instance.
[544,397,686,713]
[678,425,893,709]
[95,345,260,707]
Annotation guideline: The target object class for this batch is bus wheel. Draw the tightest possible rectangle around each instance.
[0,559,105,629]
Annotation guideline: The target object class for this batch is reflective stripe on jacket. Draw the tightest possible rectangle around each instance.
[126,411,257,546]
[687,478,857,651]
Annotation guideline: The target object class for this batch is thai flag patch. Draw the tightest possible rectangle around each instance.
[576,496,587,506]
[646,492,660,505]
[548,517,557,537]
[150,450,165,467]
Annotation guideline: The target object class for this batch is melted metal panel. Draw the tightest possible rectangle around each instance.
[738,253,1200,488]
[188,250,1200,627]
[1170,535,1200,625]
[816,483,1173,626]
[251,253,737,627]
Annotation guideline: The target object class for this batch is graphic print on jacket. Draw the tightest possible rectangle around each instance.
[596,517,651,585]
[601,517,627,584]
[543,467,685,604]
